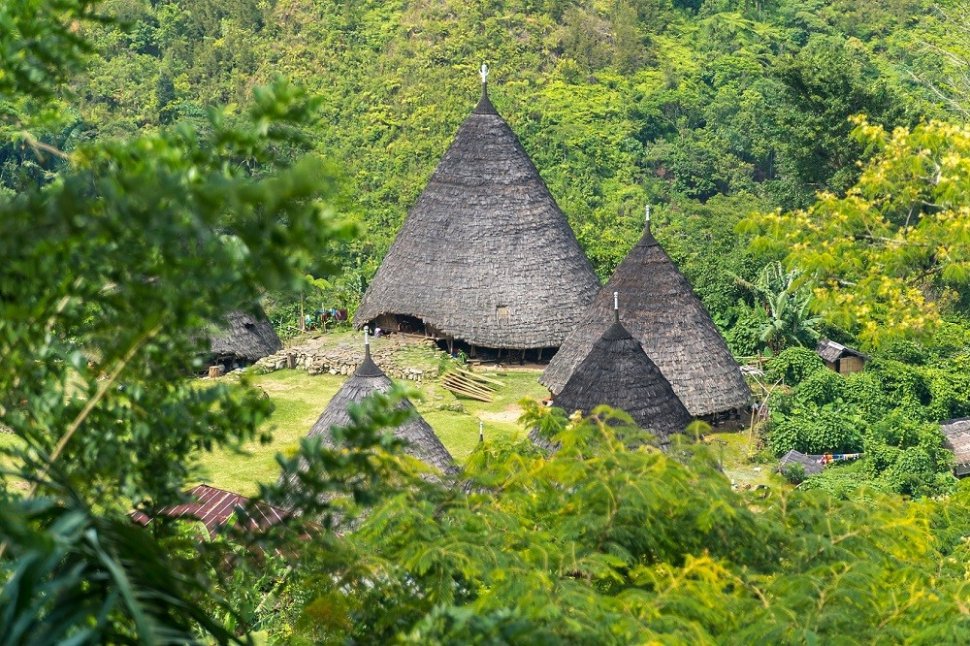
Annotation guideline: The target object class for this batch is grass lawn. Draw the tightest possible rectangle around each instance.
[193,356,776,496]
[194,368,550,496]
[195,371,345,496]
[417,370,549,461]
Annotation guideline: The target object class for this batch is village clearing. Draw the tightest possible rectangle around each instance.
[196,331,781,496]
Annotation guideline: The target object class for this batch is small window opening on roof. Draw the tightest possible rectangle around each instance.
[496,306,509,322]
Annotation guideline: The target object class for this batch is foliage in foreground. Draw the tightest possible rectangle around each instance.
[242,403,970,643]
[1,2,968,642]
[1,2,352,638]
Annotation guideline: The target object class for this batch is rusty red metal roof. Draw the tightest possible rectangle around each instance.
[131,484,287,536]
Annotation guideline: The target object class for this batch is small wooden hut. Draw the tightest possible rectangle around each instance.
[307,339,455,474]
[355,73,599,354]
[541,220,750,420]
[941,418,970,477]
[533,309,693,450]
[208,308,282,368]
[816,339,868,375]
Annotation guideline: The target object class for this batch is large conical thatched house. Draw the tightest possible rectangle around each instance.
[536,307,693,448]
[355,72,599,353]
[541,221,750,419]
[308,338,455,474]
[208,308,282,366]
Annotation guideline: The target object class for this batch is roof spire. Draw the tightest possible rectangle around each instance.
[613,291,620,323]
[479,419,484,443]
[355,326,382,377]
[480,63,489,100]
[645,204,651,233]
[473,63,497,114]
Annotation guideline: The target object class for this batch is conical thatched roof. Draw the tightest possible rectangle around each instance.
[354,83,599,349]
[308,345,455,474]
[546,315,693,445]
[208,308,282,363]
[541,225,750,417]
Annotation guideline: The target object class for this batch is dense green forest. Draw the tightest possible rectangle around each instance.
[2,0,969,642]
[9,0,968,324]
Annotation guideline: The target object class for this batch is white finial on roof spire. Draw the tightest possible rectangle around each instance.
[480,63,489,84]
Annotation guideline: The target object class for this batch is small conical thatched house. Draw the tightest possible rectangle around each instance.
[541,222,750,419]
[208,309,282,366]
[539,310,693,447]
[355,74,599,351]
[308,340,455,474]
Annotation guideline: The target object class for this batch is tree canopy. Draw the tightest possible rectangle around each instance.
[1,0,969,642]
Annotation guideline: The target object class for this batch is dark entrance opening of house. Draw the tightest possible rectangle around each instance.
[435,338,558,365]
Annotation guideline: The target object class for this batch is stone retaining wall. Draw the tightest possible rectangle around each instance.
[254,336,439,382]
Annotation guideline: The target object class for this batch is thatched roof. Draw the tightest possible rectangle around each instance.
[131,484,287,537]
[545,314,693,445]
[208,308,282,363]
[354,83,599,349]
[308,345,455,474]
[816,339,867,364]
[541,224,750,417]
[942,418,970,477]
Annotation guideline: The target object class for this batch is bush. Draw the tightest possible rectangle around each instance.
[868,359,931,417]
[725,305,763,357]
[765,346,825,385]
[843,371,891,422]
[768,404,865,455]
[876,339,927,365]
[924,367,970,421]
[780,461,807,485]
[799,460,892,498]
[793,369,845,406]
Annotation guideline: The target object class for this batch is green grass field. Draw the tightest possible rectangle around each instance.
[2,367,777,497]
[195,368,550,496]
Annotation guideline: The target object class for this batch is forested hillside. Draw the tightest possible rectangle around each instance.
[2,1,970,642]
[13,1,967,312]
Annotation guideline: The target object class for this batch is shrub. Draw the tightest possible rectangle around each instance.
[876,339,927,365]
[726,305,763,357]
[869,359,931,417]
[780,461,807,485]
[768,404,865,455]
[843,371,891,422]
[793,369,845,406]
[765,346,824,385]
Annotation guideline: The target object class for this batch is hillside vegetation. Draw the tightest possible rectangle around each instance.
[2,1,969,642]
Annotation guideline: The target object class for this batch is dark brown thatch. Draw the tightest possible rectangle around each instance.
[308,345,455,474]
[354,83,599,349]
[208,308,282,363]
[541,224,750,418]
[538,315,693,447]
[941,418,970,477]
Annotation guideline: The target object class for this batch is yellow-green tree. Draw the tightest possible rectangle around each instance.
[742,117,970,347]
